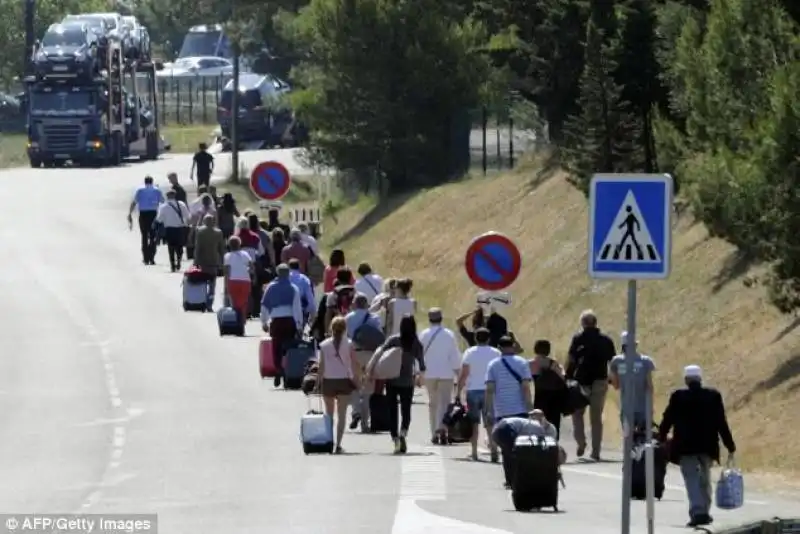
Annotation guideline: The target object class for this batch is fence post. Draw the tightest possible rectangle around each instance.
[176,80,182,124]
[202,77,207,124]
[509,116,515,168]
[481,106,487,175]
[188,79,194,124]
[160,80,167,125]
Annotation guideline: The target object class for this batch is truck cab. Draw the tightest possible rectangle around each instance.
[34,23,98,81]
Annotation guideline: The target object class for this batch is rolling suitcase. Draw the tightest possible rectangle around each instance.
[511,435,560,512]
[283,338,316,390]
[300,402,334,454]
[182,279,208,312]
[217,307,244,337]
[369,381,392,433]
[631,441,667,500]
[259,336,278,378]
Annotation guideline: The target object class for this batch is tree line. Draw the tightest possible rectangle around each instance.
[1,0,798,312]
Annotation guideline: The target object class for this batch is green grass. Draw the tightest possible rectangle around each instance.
[0,123,216,169]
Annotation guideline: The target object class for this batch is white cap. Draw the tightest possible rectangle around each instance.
[620,331,638,346]
[684,365,703,380]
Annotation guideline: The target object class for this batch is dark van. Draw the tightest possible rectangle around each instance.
[216,73,301,146]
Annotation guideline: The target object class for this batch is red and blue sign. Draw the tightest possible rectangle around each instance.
[465,232,522,291]
[250,161,291,200]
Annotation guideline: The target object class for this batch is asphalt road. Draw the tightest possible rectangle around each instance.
[0,148,795,534]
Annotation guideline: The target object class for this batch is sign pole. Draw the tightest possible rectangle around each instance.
[645,385,655,534]
[621,279,637,534]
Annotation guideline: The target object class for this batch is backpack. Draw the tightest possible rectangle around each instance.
[333,285,355,316]
[352,313,386,351]
[536,360,567,392]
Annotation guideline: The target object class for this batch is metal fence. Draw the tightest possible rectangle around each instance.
[154,74,231,126]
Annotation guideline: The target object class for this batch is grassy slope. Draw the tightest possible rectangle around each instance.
[321,158,800,487]
[0,124,215,168]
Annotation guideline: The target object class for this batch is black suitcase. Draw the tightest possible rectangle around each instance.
[369,393,392,433]
[631,442,667,500]
[511,436,560,512]
[283,339,316,390]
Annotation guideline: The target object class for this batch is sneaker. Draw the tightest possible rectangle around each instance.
[273,376,282,388]
[349,414,361,430]
[399,432,408,454]
[490,450,499,463]
[590,452,600,462]
[431,435,439,445]
[393,438,402,454]
[576,444,586,458]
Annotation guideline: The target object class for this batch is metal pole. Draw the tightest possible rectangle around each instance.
[231,44,240,181]
[645,386,655,534]
[24,0,35,76]
[621,279,637,534]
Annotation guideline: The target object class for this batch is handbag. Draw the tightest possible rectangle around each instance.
[367,346,403,380]
[715,458,744,509]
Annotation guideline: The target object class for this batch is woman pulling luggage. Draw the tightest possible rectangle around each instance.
[317,316,361,453]
[530,340,567,439]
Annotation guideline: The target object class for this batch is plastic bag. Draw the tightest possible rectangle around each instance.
[715,460,744,509]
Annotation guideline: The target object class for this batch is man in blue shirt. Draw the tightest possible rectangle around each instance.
[261,264,304,387]
[345,293,382,431]
[287,258,315,323]
[127,176,164,265]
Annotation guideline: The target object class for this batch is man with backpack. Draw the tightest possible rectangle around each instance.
[345,294,384,431]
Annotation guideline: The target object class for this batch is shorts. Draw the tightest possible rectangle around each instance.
[466,390,489,424]
[321,378,356,397]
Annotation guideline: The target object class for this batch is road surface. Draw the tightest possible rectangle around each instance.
[0,149,795,534]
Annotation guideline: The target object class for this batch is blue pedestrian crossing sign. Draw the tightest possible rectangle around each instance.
[589,174,673,280]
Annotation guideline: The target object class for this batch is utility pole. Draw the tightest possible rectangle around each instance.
[24,0,35,76]
[230,2,240,181]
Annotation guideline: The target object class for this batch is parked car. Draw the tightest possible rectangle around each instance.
[217,73,302,145]
[156,56,234,79]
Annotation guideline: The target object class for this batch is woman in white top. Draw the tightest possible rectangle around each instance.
[369,278,397,329]
[387,278,416,336]
[222,236,253,322]
[317,316,361,453]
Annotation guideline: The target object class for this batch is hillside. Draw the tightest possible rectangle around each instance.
[321,158,800,486]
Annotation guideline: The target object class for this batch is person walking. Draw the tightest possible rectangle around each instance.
[193,214,225,311]
[317,316,361,453]
[355,262,384,302]
[456,327,501,461]
[323,249,355,292]
[260,264,304,387]
[288,258,316,323]
[271,228,287,268]
[609,331,655,431]
[386,278,416,336]
[167,172,187,204]
[659,365,736,527]
[155,190,191,272]
[530,339,566,439]
[345,294,382,431]
[217,193,240,240]
[565,309,616,461]
[128,176,164,265]
[371,315,426,454]
[418,308,461,445]
[190,142,214,188]
[222,236,253,328]
[298,223,319,255]
[281,228,312,273]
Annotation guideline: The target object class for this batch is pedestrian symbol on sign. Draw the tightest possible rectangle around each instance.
[596,191,660,263]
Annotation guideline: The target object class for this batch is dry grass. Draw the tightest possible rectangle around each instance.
[321,156,800,490]
[216,177,319,213]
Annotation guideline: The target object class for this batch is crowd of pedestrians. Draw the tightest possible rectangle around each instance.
[128,172,741,527]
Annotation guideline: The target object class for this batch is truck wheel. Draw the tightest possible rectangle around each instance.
[29,157,41,168]
[111,133,123,166]
[145,131,159,160]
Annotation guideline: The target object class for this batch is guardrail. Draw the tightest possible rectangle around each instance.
[716,518,799,534]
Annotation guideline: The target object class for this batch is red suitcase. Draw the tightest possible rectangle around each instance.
[259,336,278,378]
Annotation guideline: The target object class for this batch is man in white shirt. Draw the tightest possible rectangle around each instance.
[457,327,501,461]
[355,262,384,302]
[156,190,191,272]
[418,307,462,444]
[297,223,319,255]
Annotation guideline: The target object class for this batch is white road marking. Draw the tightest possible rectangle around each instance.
[393,445,513,534]
[399,447,447,501]
[17,253,131,512]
